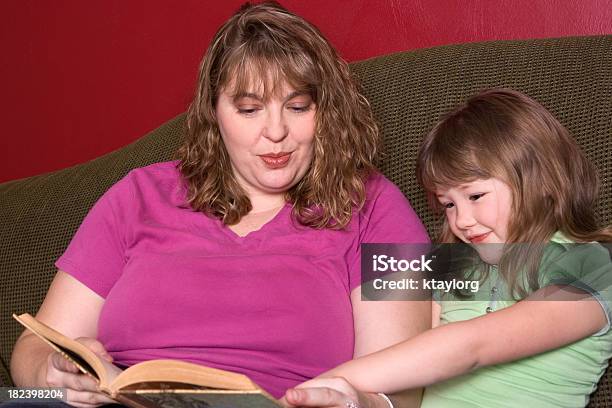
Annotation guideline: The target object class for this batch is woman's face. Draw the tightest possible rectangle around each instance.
[215,80,316,199]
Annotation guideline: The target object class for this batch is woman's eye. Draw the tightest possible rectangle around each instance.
[287,104,311,113]
[237,107,260,115]
[469,193,485,201]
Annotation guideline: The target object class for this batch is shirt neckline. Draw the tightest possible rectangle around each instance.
[214,202,292,244]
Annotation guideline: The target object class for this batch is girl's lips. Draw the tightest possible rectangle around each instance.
[469,232,490,243]
[259,153,291,169]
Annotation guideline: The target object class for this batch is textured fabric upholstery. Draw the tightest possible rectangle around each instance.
[1,35,610,405]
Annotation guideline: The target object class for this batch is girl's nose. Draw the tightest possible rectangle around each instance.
[455,205,476,229]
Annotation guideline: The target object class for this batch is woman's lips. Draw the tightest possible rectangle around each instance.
[259,152,292,169]
[469,232,490,243]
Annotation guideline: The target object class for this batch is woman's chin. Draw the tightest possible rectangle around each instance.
[254,173,302,194]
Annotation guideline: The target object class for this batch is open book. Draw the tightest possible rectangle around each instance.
[13,313,280,408]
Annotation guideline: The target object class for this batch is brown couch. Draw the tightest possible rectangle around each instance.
[1,35,611,406]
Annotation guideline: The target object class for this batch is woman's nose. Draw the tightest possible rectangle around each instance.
[263,112,288,142]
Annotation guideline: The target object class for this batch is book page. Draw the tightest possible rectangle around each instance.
[12,313,122,388]
[110,359,259,393]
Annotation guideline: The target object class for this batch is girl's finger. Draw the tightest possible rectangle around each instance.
[286,386,355,408]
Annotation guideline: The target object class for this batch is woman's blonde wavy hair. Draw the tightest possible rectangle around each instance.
[417,88,612,298]
[177,1,379,228]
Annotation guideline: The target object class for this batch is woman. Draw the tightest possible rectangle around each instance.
[10,2,429,407]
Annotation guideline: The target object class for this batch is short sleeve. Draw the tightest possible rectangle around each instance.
[347,173,430,291]
[55,174,134,298]
[540,243,612,336]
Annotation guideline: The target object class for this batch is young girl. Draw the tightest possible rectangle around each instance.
[283,88,612,408]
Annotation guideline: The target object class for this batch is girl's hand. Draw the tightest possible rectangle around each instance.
[281,377,388,408]
[45,337,117,407]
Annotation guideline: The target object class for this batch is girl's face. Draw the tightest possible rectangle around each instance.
[436,178,513,264]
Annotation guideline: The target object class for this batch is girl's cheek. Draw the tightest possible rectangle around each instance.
[446,211,455,225]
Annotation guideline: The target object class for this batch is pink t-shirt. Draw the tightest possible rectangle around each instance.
[56,161,429,397]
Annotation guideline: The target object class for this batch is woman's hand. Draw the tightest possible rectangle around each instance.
[281,377,389,408]
[45,337,117,407]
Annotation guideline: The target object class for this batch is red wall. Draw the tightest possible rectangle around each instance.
[2,0,611,183]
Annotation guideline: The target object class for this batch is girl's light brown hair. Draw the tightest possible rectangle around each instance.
[417,88,611,298]
[177,1,379,228]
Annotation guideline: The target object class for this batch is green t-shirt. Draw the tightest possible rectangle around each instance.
[422,233,612,408]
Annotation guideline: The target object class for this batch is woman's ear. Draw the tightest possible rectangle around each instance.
[209,94,218,120]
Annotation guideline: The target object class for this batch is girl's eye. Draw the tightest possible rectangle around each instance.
[469,193,485,201]
[442,202,454,209]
